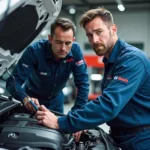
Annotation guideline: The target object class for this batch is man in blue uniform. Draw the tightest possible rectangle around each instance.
[6,18,89,113]
[35,7,150,150]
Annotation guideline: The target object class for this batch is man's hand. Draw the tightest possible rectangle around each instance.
[73,130,87,142]
[35,105,59,129]
[23,97,40,112]
[73,131,83,142]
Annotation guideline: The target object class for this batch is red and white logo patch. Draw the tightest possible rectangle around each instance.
[63,58,74,63]
[114,76,128,83]
[76,60,84,66]
[66,58,74,62]
[107,76,112,80]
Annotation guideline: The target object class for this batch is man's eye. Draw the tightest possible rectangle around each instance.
[65,42,71,46]
[86,34,92,39]
[56,41,62,44]
[97,31,102,35]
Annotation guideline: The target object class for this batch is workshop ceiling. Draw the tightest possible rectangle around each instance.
[62,0,150,13]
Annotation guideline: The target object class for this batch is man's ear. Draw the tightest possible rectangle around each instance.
[73,37,76,41]
[48,35,52,42]
[112,24,117,35]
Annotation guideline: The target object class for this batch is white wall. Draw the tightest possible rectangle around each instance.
[113,9,150,56]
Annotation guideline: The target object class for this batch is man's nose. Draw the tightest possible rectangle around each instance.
[61,43,66,50]
[92,34,99,44]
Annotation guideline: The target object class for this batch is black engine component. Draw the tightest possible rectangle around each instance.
[0,99,72,150]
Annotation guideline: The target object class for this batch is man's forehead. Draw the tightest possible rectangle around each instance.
[55,39,72,42]
[55,27,73,34]
[85,27,102,34]
[85,17,107,28]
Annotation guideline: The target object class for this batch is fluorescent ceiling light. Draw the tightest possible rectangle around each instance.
[118,4,125,11]
[69,7,76,14]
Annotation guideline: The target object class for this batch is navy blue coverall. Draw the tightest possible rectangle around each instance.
[58,39,150,150]
[6,39,89,113]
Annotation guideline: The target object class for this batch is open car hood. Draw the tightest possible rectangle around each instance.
[0,0,62,76]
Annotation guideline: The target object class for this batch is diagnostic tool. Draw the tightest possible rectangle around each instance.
[28,98,38,111]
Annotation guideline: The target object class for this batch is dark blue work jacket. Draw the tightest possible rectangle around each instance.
[6,40,89,110]
[58,38,150,133]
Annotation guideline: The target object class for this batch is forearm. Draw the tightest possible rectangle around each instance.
[71,84,89,111]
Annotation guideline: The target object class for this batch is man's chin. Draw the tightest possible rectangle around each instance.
[95,52,102,56]
[58,55,66,59]
[95,46,107,55]
[94,50,104,56]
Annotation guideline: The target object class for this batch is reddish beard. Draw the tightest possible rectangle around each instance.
[94,43,105,51]
[94,43,104,49]
[93,43,107,56]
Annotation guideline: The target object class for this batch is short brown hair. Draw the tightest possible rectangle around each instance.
[50,18,76,36]
[80,7,114,28]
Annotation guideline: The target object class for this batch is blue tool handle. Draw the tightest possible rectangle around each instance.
[28,99,38,111]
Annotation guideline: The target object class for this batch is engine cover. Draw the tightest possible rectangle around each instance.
[0,112,69,150]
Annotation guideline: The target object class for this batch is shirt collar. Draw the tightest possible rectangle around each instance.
[103,38,125,64]
[45,41,53,59]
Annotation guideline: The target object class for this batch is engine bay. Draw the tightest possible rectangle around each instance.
[0,96,118,150]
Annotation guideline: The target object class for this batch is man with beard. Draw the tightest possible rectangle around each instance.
[6,18,89,113]
[35,7,150,150]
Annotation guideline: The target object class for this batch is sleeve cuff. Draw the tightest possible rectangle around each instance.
[58,116,73,133]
